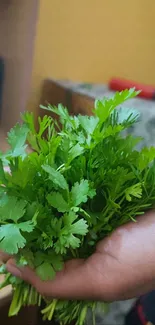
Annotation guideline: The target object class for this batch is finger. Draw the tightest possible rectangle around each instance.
[7,258,84,284]
[0,251,11,263]
[6,258,98,300]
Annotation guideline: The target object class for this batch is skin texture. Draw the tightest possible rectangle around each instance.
[3,210,155,302]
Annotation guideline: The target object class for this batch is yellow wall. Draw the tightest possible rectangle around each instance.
[29,0,155,113]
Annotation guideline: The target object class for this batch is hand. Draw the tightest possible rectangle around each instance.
[5,211,155,301]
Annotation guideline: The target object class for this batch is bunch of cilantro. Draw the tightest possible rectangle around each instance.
[0,89,155,325]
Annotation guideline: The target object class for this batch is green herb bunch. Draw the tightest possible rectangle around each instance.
[0,89,155,325]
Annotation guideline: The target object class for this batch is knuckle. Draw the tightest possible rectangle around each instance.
[34,281,49,297]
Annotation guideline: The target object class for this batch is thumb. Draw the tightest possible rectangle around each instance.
[6,259,38,287]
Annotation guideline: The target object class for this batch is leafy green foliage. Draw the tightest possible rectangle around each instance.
[0,197,27,222]
[34,251,63,281]
[70,180,96,206]
[1,88,155,325]
[47,192,69,212]
[42,165,68,190]
[7,123,29,157]
[0,222,34,254]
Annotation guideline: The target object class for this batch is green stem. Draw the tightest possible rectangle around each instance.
[92,311,96,325]
[41,299,58,321]
[34,288,38,304]
[70,248,77,258]
[79,306,87,325]
[0,273,11,289]
[92,303,96,325]
[28,285,33,305]
[94,210,115,232]
[38,294,42,306]
[23,285,29,304]
[9,286,23,316]
[48,299,57,321]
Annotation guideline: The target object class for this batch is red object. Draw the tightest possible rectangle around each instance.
[109,78,155,100]
[137,304,147,325]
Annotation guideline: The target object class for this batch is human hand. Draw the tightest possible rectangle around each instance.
[5,210,155,302]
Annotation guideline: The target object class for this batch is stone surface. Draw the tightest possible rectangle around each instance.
[94,300,136,325]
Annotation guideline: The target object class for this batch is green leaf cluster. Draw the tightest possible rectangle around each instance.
[1,88,155,324]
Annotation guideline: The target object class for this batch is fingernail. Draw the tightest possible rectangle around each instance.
[7,264,22,278]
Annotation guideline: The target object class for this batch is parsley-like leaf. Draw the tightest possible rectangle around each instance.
[36,262,55,281]
[0,197,27,222]
[0,224,26,254]
[42,165,68,190]
[0,220,34,254]
[18,221,34,233]
[70,219,88,236]
[125,183,142,202]
[68,143,84,162]
[138,147,155,171]
[47,192,69,212]
[95,88,139,123]
[71,180,96,206]
[0,160,7,185]
[7,123,29,157]
[34,251,63,280]
[63,211,88,236]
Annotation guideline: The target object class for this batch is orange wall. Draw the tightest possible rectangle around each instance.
[29,0,155,113]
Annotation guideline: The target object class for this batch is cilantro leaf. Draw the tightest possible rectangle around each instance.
[0,264,7,274]
[71,180,96,206]
[34,251,63,280]
[22,112,52,153]
[63,211,88,236]
[54,212,88,253]
[64,234,80,249]
[0,160,7,185]
[103,125,124,138]
[38,115,52,137]
[21,111,36,134]
[18,221,34,233]
[68,144,84,162]
[78,115,99,135]
[125,183,142,202]
[63,210,77,224]
[17,249,34,268]
[21,112,40,152]
[117,107,140,125]
[0,224,26,254]
[41,104,71,127]
[36,262,55,281]
[8,159,37,189]
[138,147,155,171]
[42,165,68,190]
[0,197,27,222]
[7,123,29,157]
[70,219,88,236]
[52,254,63,271]
[95,88,139,123]
[47,192,69,212]
[0,220,34,254]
